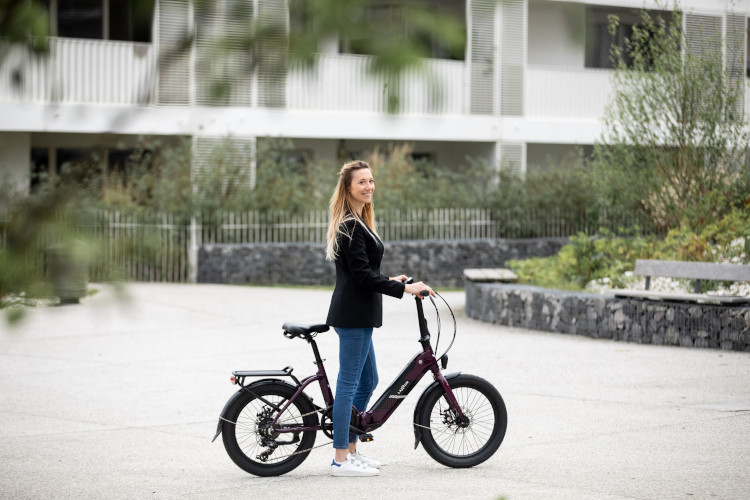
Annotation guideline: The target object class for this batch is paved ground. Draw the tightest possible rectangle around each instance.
[1,283,750,500]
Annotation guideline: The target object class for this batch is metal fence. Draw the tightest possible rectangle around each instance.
[2,208,654,283]
[82,211,191,282]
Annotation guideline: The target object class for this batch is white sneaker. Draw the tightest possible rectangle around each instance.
[330,454,379,477]
[352,450,382,469]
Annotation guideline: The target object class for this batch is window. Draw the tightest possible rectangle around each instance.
[30,148,50,192]
[46,0,154,42]
[57,148,97,171]
[107,148,137,185]
[585,6,673,69]
[340,1,466,61]
[58,0,103,39]
[410,152,434,163]
[109,0,155,42]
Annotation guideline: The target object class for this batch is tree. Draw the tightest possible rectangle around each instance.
[592,3,750,232]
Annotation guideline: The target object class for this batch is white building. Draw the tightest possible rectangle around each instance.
[1,0,748,193]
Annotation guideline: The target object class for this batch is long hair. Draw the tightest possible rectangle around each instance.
[325,160,379,261]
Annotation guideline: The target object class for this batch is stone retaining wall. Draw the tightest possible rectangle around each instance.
[198,238,566,287]
[465,281,750,351]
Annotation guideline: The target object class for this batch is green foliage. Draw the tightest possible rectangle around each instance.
[101,137,194,219]
[507,255,581,291]
[249,139,331,213]
[509,228,659,290]
[0,0,50,52]
[0,179,94,309]
[485,153,638,237]
[364,145,494,211]
[509,208,750,290]
[592,3,750,232]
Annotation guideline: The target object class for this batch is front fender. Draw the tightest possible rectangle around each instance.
[412,371,461,449]
[211,378,294,443]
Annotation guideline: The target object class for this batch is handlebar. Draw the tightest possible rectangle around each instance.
[403,277,431,297]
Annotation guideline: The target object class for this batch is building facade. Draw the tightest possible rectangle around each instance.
[1,0,748,193]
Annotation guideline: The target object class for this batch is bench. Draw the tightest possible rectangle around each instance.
[612,259,750,305]
[463,268,519,283]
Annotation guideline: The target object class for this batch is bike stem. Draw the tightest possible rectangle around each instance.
[414,295,431,349]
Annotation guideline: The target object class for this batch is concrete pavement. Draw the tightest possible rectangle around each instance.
[1,283,749,499]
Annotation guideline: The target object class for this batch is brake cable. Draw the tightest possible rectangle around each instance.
[427,291,456,360]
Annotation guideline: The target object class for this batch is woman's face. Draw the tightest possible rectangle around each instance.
[348,168,375,208]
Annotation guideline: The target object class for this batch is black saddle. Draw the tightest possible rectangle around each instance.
[282,322,330,339]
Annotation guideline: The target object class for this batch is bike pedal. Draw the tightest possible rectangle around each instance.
[360,433,374,442]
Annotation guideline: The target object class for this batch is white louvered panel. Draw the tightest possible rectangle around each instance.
[192,136,256,187]
[257,0,288,108]
[500,0,524,116]
[194,0,254,106]
[157,0,191,106]
[684,13,722,61]
[726,14,745,114]
[468,0,496,115]
[499,142,525,176]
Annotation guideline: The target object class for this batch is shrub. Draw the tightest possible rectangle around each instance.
[508,209,750,291]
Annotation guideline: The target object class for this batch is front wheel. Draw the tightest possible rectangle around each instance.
[222,381,317,476]
[416,374,507,468]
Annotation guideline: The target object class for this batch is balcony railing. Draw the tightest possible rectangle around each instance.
[0,37,155,105]
[2,38,630,122]
[526,65,613,120]
[287,53,466,115]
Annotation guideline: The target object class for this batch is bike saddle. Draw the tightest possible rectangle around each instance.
[281,322,330,338]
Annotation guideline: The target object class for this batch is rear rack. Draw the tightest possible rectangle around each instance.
[231,366,300,386]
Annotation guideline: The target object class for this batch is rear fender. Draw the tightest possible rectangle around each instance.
[412,372,461,449]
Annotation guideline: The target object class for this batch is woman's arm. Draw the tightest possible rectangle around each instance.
[339,221,405,298]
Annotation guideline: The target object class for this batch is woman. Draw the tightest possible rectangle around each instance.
[325,160,434,477]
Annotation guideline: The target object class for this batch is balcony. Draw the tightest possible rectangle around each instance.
[526,65,613,120]
[0,39,467,116]
[0,37,155,105]
[1,37,632,126]
[286,53,467,115]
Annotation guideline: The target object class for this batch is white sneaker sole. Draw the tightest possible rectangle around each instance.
[329,467,379,477]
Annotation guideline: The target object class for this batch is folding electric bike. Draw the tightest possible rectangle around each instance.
[212,281,508,476]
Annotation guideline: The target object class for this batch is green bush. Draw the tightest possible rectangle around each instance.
[508,208,750,291]
[365,144,494,210]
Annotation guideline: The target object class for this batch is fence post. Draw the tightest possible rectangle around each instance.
[188,216,198,283]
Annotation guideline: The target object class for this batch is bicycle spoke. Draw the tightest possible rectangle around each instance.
[426,385,497,457]
[226,389,318,466]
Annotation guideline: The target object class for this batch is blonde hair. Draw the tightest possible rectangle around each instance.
[325,160,379,261]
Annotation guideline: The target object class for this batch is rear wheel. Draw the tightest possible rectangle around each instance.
[222,381,317,476]
[416,374,507,468]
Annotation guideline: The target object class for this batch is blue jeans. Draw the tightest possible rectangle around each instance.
[332,327,379,449]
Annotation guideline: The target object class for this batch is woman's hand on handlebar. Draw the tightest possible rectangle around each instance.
[404,281,435,299]
[389,275,409,283]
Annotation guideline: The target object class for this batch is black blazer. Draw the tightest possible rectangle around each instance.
[326,217,405,328]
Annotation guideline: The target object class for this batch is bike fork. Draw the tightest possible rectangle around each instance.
[434,369,466,420]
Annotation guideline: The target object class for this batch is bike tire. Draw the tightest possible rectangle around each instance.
[222,380,317,476]
[416,374,507,468]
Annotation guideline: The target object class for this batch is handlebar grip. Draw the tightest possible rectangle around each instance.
[419,290,430,297]
[404,277,414,284]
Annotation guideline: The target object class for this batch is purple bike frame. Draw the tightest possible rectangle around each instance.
[270,295,464,435]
